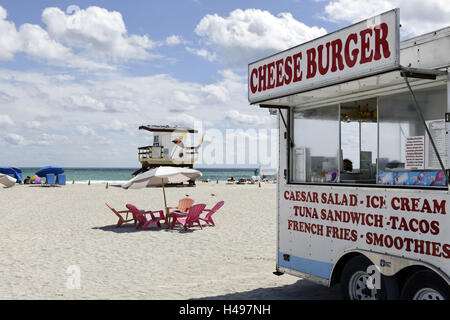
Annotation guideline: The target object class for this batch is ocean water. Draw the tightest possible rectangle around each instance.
[19,167,277,183]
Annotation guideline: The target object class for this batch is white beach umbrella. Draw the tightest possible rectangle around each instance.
[122,166,202,222]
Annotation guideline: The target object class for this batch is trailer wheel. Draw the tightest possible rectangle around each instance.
[401,270,449,300]
[340,256,399,300]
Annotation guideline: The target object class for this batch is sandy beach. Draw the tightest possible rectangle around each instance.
[0,182,341,300]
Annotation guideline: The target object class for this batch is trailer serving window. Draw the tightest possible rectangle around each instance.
[291,105,340,183]
[290,83,448,188]
[378,85,447,187]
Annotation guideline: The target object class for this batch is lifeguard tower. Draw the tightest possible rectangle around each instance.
[133,125,203,176]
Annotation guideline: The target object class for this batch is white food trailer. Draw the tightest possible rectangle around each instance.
[248,9,450,300]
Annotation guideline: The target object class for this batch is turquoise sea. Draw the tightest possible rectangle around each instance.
[19,167,277,183]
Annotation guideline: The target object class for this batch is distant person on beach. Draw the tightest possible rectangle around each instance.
[24,176,31,184]
[229,176,235,182]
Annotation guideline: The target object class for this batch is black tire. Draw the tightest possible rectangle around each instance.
[340,255,399,300]
[401,270,449,300]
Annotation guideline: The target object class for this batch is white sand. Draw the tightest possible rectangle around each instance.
[0,182,341,299]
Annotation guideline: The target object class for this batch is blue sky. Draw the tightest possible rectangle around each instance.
[0,0,449,168]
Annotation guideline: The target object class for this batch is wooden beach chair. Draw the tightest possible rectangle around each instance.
[167,197,194,214]
[167,198,194,222]
[105,203,137,228]
[199,201,225,226]
[171,203,206,231]
[126,204,165,229]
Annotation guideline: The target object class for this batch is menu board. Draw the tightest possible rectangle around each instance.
[425,119,448,169]
[405,136,425,169]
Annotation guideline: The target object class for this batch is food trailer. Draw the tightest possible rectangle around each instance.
[248,9,450,299]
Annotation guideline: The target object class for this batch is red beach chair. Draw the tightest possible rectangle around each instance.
[105,203,136,228]
[126,204,165,229]
[199,201,224,226]
[171,203,206,231]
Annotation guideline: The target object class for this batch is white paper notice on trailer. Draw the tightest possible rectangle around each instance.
[248,9,400,104]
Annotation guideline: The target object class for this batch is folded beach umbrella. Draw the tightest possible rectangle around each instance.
[122,166,202,223]
[35,166,64,178]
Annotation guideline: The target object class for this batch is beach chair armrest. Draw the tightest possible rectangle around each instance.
[143,210,164,217]
[117,210,131,214]
[142,210,158,219]
[171,211,188,219]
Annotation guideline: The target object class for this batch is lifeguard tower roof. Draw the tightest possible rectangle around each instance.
[139,125,197,133]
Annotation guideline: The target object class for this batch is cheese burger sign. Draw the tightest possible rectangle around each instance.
[248,9,400,104]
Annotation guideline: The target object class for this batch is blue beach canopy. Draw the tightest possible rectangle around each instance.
[35,166,64,178]
[0,166,22,181]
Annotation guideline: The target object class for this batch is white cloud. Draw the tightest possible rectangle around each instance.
[0,6,21,60]
[186,47,217,62]
[2,131,71,147]
[4,133,25,145]
[68,94,107,112]
[42,6,157,61]
[0,114,14,127]
[74,125,113,145]
[25,120,41,129]
[322,0,450,37]
[194,8,327,67]
[37,133,71,145]
[165,35,183,46]
[75,125,97,136]
[0,91,16,103]
[225,110,272,127]
[103,119,134,134]
[0,5,161,69]
[19,22,110,70]
[0,5,113,69]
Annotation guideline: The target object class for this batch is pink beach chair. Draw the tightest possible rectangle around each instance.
[199,201,224,226]
[171,203,206,231]
[126,204,165,229]
[105,203,136,228]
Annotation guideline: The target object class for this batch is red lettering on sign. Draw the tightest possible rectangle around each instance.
[258,65,267,92]
[284,56,293,84]
[275,59,284,87]
[317,43,330,75]
[249,22,394,96]
[374,23,391,60]
[267,62,275,89]
[306,48,317,79]
[250,68,258,94]
[331,39,344,72]
[360,28,373,64]
[344,33,359,67]
[293,52,303,82]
